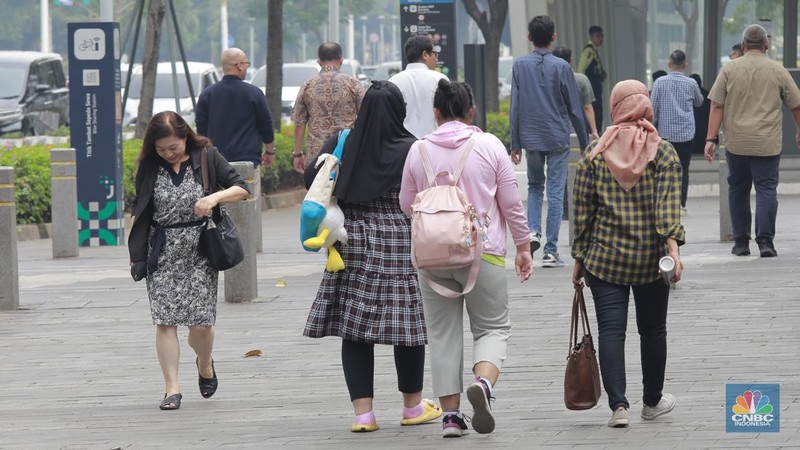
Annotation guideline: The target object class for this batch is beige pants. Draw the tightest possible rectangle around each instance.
[419,260,511,397]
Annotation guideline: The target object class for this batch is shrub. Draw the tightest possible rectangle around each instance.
[0,144,53,224]
[486,111,510,150]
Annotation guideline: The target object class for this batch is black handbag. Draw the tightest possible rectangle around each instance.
[198,147,244,271]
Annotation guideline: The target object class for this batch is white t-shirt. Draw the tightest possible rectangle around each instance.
[389,63,449,139]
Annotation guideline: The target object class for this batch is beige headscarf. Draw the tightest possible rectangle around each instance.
[588,80,661,191]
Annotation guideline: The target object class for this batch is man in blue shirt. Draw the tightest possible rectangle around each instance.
[650,49,703,212]
[196,47,276,252]
[510,16,589,268]
[196,47,275,167]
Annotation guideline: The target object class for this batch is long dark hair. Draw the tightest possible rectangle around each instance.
[137,111,210,162]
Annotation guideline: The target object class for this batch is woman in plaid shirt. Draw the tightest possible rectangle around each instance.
[572,80,685,428]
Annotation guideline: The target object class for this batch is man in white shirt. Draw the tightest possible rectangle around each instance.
[389,35,449,138]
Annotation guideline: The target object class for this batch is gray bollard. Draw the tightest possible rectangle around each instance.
[567,133,581,246]
[225,162,258,303]
[254,166,263,253]
[0,167,19,310]
[51,148,79,258]
[718,147,733,242]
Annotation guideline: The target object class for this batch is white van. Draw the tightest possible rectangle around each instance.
[123,61,220,126]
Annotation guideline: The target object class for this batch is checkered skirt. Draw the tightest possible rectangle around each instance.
[303,188,427,346]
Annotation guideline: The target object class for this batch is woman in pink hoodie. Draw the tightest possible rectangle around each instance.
[400,80,533,438]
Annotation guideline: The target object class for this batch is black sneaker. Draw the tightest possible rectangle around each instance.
[467,378,495,434]
[758,240,778,258]
[529,233,541,253]
[442,412,469,438]
[731,240,750,256]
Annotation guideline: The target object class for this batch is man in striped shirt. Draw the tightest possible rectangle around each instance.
[650,50,703,213]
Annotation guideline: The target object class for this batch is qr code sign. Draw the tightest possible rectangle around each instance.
[83,69,100,87]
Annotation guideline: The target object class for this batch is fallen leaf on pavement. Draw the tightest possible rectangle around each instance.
[244,349,264,357]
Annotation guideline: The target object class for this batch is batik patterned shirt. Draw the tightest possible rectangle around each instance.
[292,66,365,160]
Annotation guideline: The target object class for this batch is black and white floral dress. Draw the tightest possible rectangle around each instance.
[146,160,217,326]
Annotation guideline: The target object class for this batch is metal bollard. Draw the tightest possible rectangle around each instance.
[0,167,19,310]
[566,133,582,245]
[225,162,258,303]
[51,148,79,258]
[254,167,263,253]
[718,147,733,242]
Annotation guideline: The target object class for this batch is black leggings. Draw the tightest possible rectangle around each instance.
[341,340,425,401]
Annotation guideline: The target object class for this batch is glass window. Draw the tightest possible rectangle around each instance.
[127,73,192,99]
[50,61,66,88]
[646,0,706,85]
[26,63,40,97]
[0,65,27,99]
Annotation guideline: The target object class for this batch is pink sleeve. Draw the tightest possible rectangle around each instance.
[492,143,530,246]
[399,145,420,216]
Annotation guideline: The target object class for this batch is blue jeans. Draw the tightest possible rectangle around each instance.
[585,272,670,411]
[725,151,780,244]
[526,146,569,255]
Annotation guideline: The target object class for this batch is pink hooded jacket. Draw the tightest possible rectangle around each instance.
[399,120,530,257]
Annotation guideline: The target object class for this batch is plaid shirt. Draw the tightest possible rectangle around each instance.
[572,139,686,285]
[651,72,704,143]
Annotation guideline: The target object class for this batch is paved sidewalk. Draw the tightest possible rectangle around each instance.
[1,196,798,449]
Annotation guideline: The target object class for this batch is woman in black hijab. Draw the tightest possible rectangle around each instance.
[303,80,442,432]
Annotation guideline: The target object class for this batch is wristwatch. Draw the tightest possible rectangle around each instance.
[705,136,719,144]
[263,149,276,156]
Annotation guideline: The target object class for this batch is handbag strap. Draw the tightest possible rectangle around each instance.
[569,284,594,354]
[201,146,210,195]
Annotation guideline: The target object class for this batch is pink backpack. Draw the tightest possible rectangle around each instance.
[410,134,486,298]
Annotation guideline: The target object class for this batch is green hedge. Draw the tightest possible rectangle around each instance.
[486,99,511,150]
[1,129,305,225]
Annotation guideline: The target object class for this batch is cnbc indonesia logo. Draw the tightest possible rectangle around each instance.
[727,385,779,432]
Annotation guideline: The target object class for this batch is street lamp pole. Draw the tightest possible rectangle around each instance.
[328,0,340,43]
[40,0,51,53]
[221,0,229,51]
[100,0,113,22]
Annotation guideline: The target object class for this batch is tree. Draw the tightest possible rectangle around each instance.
[267,0,284,132]
[461,0,508,113]
[135,0,166,138]
[673,0,698,68]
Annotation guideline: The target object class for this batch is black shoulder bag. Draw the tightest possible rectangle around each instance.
[198,147,245,271]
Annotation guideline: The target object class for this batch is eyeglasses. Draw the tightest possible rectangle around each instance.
[238,61,251,67]
[427,50,439,57]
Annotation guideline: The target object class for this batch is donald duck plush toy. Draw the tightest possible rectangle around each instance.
[299,129,349,272]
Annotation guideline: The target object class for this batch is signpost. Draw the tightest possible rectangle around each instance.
[67,22,124,247]
[399,0,457,80]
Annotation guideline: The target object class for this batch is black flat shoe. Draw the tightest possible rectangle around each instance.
[159,393,182,410]
[197,358,218,399]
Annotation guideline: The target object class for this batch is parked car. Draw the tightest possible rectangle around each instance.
[498,56,513,86]
[0,51,69,136]
[362,65,377,80]
[499,67,513,101]
[250,63,320,117]
[123,61,220,126]
[371,61,402,81]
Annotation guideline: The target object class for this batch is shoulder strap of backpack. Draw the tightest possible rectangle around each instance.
[452,133,480,186]
[332,129,350,161]
[418,141,437,188]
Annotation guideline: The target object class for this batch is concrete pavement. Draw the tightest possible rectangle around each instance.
[1,195,798,449]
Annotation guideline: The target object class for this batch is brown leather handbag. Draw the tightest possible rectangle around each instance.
[564,284,602,410]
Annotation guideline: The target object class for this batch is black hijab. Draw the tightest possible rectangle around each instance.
[332,80,417,203]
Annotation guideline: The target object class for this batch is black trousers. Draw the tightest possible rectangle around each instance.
[592,95,604,133]
[670,140,693,208]
[341,339,425,401]
[586,272,670,411]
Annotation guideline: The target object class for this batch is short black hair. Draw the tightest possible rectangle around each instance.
[404,35,434,63]
[690,73,702,87]
[732,43,743,52]
[433,79,473,121]
[669,49,687,66]
[589,25,603,36]
[652,70,667,82]
[528,16,555,48]
[318,42,342,62]
[552,46,572,63]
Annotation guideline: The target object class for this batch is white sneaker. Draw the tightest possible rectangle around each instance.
[542,253,565,268]
[608,406,629,428]
[641,393,676,420]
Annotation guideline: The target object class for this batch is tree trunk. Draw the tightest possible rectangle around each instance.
[135,0,166,138]
[267,0,283,132]
[461,0,508,113]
